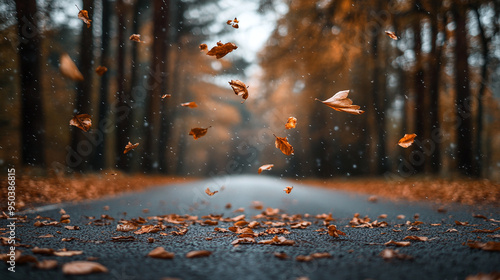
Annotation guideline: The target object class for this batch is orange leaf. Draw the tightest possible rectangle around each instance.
[123,142,139,154]
[70,114,92,132]
[227,18,239,29]
[62,261,107,275]
[199,43,208,51]
[274,134,294,155]
[147,247,175,259]
[207,42,238,59]
[161,94,171,99]
[285,117,297,129]
[258,164,274,174]
[316,90,364,115]
[95,66,107,76]
[398,134,417,148]
[328,224,346,237]
[129,34,144,43]
[283,186,293,194]
[186,250,212,258]
[228,80,249,103]
[77,8,92,28]
[181,102,198,108]
[205,187,218,196]
[189,127,210,140]
[60,53,84,81]
[384,240,411,247]
[385,31,399,40]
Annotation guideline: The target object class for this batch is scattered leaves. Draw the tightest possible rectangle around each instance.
[228,80,249,103]
[207,42,238,59]
[205,187,218,196]
[189,127,210,140]
[284,186,293,194]
[274,134,294,155]
[398,134,417,148]
[60,53,84,81]
[385,31,399,40]
[315,90,364,115]
[123,142,139,154]
[62,261,108,275]
[148,247,175,259]
[285,117,297,129]
[70,114,92,132]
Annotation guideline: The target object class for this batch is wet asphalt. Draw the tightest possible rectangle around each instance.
[1,175,499,280]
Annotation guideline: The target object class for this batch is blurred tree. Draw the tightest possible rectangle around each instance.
[15,0,45,167]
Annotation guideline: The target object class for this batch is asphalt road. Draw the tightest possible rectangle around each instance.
[1,175,499,280]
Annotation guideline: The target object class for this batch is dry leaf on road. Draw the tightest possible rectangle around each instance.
[62,261,108,275]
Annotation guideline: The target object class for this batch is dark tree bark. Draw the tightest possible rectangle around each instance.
[15,0,45,167]
[451,3,475,176]
[115,0,131,171]
[143,0,169,172]
[71,0,94,171]
[93,0,111,171]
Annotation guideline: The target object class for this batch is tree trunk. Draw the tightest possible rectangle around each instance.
[93,0,111,171]
[143,0,169,172]
[115,0,131,171]
[451,3,475,176]
[15,0,45,167]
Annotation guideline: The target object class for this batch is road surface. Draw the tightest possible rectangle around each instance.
[1,175,499,280]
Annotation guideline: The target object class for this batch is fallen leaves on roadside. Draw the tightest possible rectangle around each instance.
[207,42,238,59]
[385,31,398,40]
[455,220,469,226]
[231,237,256,245]
[310,252,331,259]
[258,235,295,246]
[384,240,411,247]
[129,34,144,43]
[181,102,198,108]
[274,134,294,155]
[134,225,162,234]
[123,142,139,154]
[403,236,428,242]
[227,18,239,28]
[70,114,92,132]
[398,134,417,148]
[186,250,212,258]
[446,228,458,233]
[77,6,92,28]
[38,234,55,238]
[62,261,108,275]
[284,186,293,194]
[471,227,500,233]
[189,127,210,140]
[466,241,500,251]
[117,223,138,232]
[32,247,55,255]
[95,66,107,76]
[285,117,297,129]
[205,187,218,196]
[60,53,84,81]
[111,236,136,242]
[315,90,364,115]
[291,221,311,229]
[228,80,249,103]
[148,247,175,259]
[258,164,274,174]
[35,259,58,270]
[380,249,413,260]
[64,225,80,230]
[328,225,346,237]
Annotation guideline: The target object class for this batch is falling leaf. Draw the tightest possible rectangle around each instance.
[398,134,417,148]
[228,80,249,103]
[274,134,294,155]
[315,90,365,115]
[162,94,172,99]
[62,261,108,275]
[35,259,58,270]
[207,42,238,59]
[199,44,208,51]
[60,53,84,81]
[129,34,144,43]
[189,127,210,140]
[403,236,428,242]
[70,114,92,132]
[285,117,297,129]
[148,247,175,259]
[205,187,218,196]
[385,31,399,40]
[258,164,274,174]
[76,6,92,28]
[284,186,293,194]
[95,66,107,76]
[384,240,411,247]
[181,102,198,108]
[186,250,212,258]
[227,18,239,28]
[123,142,139,154]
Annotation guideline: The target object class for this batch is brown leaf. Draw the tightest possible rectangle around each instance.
[77,9,92,28]
[398,134,417,148]
[465,272,500,280]
[310,252,331,259]
[380,249,413,260]
[32,247,55,255]
[53,250,83,257]
[466,241,500,251]
[285,117,297,129]
[38,234,55,238]
[231,237,255,245]
[403,236,428,242]
[62,261,108,275]
[274,252,289,260]
[186,250,212,258]
[207,42,238,59]
[455,220,469,226]
[205,187,218,196]
[181,102,198,108]
[284,186,293,194]
[258,164,274,174]
[134,225,161,234]
[60,53,84,81]
[36,259,58,270]
[70,114,92,132]
[162,94,172,99]
[111,236,135,242]
[258,235,295,246]
[384,240,411,247]
[296,255,313,262]
[227,18,239,28]
[385,31,399,40]
[117,223,138,232]
[199,44,208,51]
[315,90,364,115]
[95,66,107,76]
[228,80,249,103]
[328,225,346,237]
[123,142,139,154]
[64,225,80,230]
[189,127,210,140]
[274,134,294,155]
[471,227,500,233]
[129,34,144,43]
[147,247,175,259]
